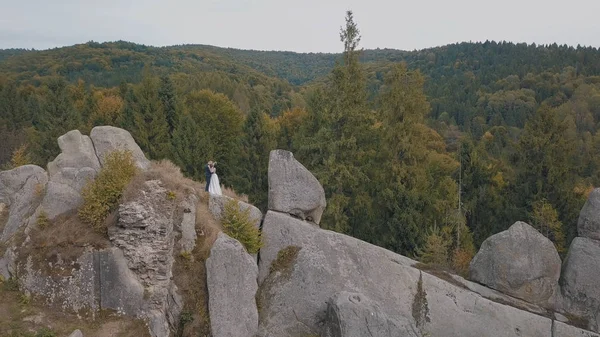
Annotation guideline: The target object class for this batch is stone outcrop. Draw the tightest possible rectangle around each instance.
[90,126,151,170]
[209,193,262,229]
[323,291,419,337]
[469,221,561,307]
[206,232,259,337]
[577,188,600,240]
[0,165,47,241]
[38,130,101,221]
[560,237,600,331]
[178,194,198,253]
[108,179,179,337]
[46,130,100,177]
[267,150,326,225]
[257,210,571,337]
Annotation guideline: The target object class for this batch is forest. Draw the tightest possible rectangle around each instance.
[2,11,600,273]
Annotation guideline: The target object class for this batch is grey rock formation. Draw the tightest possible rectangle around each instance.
[39,167,96,220]
[323,291,419,337]
[560,237,600,332]
[257,211,557,337]
[68,329,83,337]
[47,130,100,177]
[577,188,600,240]
[21,250,98,313]
[178,194,198,253]
[98,248,145,315]
[0,165,47,241]
[267,150,326,225]
[469,221,561,307]
[553,320,600,337]
[0,246,17,280]
[109,179,178,337]
[37,130,101,221]
[206,232,259,337]
[90,126,150,170]
[209,193,262,229]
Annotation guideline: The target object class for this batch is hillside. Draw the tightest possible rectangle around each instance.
[2,32,600,259]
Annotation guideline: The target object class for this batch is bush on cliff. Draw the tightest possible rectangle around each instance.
[78,150,138,230]
[221,198,262,254]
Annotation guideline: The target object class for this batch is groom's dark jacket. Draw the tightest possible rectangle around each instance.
[205,164,212,191]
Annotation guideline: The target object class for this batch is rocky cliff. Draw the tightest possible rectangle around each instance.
[2,129,600,337]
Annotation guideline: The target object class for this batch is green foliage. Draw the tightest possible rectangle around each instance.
[418,227,450,268]
[166,190,177,201]
[78,150,138,231]
[220,199,262,254]
[269,246,301,275]
[531,199,567,254]
[36,210,50,230]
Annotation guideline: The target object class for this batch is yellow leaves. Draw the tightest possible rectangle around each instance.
[8,144,32,169]
[91,93,124,125]
[573,183,594,199]
[491,172,506,189]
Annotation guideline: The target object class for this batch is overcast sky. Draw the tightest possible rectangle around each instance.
[1,0,599,53]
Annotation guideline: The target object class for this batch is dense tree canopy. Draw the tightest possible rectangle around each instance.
[1,13,600,267]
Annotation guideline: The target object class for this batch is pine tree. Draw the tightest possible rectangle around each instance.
[158,76,179,136]
[131,72,170,159]
[171,113,208,180]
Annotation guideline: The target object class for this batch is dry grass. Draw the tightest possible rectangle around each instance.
[21,211,110,273]
[172,193,222,337]
[0,202,8,239]
[0,283,150,337]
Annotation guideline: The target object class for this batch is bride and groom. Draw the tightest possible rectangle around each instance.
[205,160,222,195]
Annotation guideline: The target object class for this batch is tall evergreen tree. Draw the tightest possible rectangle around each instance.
[131,72,170,159]
[158,75,179,136]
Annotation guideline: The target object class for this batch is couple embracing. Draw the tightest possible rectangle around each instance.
[205,160,222,195]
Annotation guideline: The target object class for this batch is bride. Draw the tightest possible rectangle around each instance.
[208,162,222,195]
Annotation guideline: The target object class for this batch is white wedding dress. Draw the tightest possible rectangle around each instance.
[208,172,222,195]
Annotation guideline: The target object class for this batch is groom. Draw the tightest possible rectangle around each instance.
[205,160,213,191]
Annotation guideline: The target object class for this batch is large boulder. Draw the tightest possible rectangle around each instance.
[90,126,150,170]
[46,130,100,177]
[560,237,600,332]
[469,221,561,307]
[0,165,47,241]
[257,211,555,337]
[98,248,145,316]
[37,130,101,221]
[577,188,600,240]
[323,291,418,337]
[209,194,262,229]
[267,150,326,225]
[38,167,96,220]
[206,232,259,337]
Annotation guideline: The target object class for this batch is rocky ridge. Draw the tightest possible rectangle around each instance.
[2,130,600,337]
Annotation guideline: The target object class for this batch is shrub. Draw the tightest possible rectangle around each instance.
[221,199,262,254]
[78,150,138,230]
[36,210,50,229]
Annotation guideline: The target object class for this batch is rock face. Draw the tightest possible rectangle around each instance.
[46,130,100,177]
[323,291,419,337]
[257,210,563,337]
[209,194,262,229]
[206,232,259,337]
[267,150,326,225]
[90,126,150,170]
[38,130,101,221]
[109,180,179,337]
[560,237,600,331]
[0,165,47,241]
[178,194,198,253]
[577,188,600,240]
[469,221,561,307]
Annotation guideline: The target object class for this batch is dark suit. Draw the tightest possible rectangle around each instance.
[205,164,212,191]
